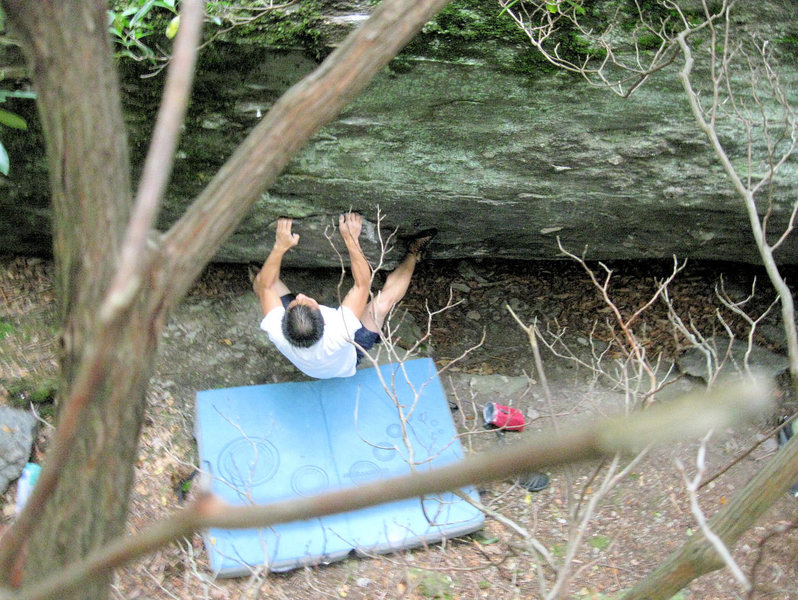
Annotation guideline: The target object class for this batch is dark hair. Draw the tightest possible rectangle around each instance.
[282,305,324,348]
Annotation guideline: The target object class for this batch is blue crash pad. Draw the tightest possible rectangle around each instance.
[194,357,484,576]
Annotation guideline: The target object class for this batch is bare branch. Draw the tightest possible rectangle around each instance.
[674,17,798,388]
[14,378,772,600]
[101,0,205,323]
[676,432,751,590]
[453,490,556,567]
[497,0,684,98]
[500,0,798,394]
[556,240,685,404]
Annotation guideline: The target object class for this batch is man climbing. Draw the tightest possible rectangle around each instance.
[253,213,436,379]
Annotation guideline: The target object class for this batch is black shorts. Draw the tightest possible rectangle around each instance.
[279,294,381,363]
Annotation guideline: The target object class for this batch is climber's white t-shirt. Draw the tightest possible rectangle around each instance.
[260,304,362,379]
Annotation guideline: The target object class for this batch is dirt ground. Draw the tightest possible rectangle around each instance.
[1,255,797,600]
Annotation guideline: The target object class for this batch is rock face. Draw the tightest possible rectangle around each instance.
[2,1,798,266]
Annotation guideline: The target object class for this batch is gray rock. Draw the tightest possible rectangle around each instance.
[3,2,797,265]
[457,262,489,284]
[757,322,789,351]
[677,337,790,382]
[362,309,428,367]
[0,407,38,494]
[467,374,532,403]
[450,282,472,295]
[388,309,425,350]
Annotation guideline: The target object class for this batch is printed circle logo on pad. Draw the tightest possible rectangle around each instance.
[218,438,280,487]
[291,465,330,496]
[386,423,402,438]
[372,442,397,462]
[345,460,385,485]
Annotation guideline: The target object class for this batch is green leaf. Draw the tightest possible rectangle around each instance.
[130,0,156,28]
[133,28,155,41]
[0,108,28,130]
[166,15,180,39]
[0,141,9,176]
[0,89,36,102]
[498,0,521,17]
[546,1,559,13]
[566,1,586,15]
[155,0,177,12]
[108,10,126,34]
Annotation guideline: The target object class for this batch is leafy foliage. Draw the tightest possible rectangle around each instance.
[108,0,179,61]
[109,1,327,66]
[223,1,325,57]
[0,89,35,176]
[421,0,523,40]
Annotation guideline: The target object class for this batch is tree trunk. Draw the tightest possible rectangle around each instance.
[623,434,798,600]
[0,1,151,597]
[4,0,132,379]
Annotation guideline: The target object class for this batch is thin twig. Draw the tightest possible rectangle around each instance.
[676,431,751,590]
